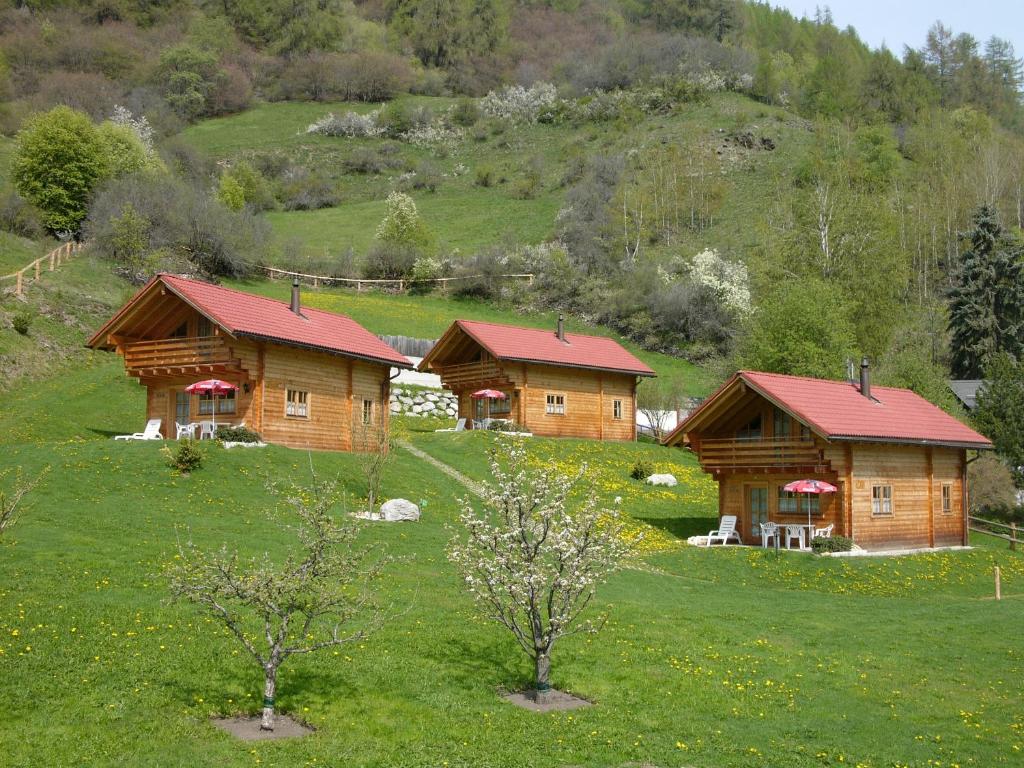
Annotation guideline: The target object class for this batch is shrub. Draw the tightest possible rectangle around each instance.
[156,44,221,120]
[377,101,418,139]
[480,82,558,125]
[375,191,433,249]
[450,98,480,127]
[410,160,441,192]
[0,188,45,239]
[163,439,204,474]
[812,535,854,554]
[12,310,32,336]
[474,165,495,187]
[334,51,413,102]
[409,255,443,294]
[306,110,382,138]
[344,147,385,174]
[215,425,262,443]
[512,157,543,200]
[278,167,338,211]
[222,161,276,212]
[363,241,419,280]
[629,460,653,481]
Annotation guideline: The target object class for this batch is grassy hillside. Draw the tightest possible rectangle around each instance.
[182,93,811,265]
[2,359,1024,767]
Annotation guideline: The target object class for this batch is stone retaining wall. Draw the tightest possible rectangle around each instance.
[389,387,457,418]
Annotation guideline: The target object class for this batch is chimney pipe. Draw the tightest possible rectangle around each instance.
[860,357,871,400]
[290,278,301,316]
[556,313,565,342]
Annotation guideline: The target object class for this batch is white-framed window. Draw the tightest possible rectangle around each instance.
[545,393,565,415]
[198,389,236,415]
[362,399,374,425]
[613,399,623,420]
[941,483,952,515]
[871,485,893,517]
[286,388,309,418]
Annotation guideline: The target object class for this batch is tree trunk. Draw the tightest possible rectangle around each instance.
[534,652,551,701]
[260,663,278,731]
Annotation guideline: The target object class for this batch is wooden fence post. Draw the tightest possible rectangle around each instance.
[15,270,23,296]
[49,251,56,270]
[1011,522,1018,552]
[994,566,1001,600]
[35,260,41,280]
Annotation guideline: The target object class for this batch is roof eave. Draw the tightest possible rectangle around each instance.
[497,355,655,377]
[827,434,993,450]
[235,331,413,369]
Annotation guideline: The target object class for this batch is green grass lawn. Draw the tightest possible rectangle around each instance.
[0,231,57,276]
[2,348,1024,767]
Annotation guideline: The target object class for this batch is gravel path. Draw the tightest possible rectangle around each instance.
[396,440,485,498]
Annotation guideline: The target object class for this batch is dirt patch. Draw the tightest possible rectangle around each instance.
[503,688,592,712]
[212,715,314,741]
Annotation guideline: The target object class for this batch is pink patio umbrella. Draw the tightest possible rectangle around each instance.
[470,389,507,423]
[184,379,239,432]
[782,478,838,534]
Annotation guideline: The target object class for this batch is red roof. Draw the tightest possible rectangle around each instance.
[92,274,412,368]
[450,319,655,376]
[672,370,992,449]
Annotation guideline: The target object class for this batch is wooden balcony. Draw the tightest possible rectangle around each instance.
[695,437,829,475]
[435,360,509,389]
[123,336,245,379]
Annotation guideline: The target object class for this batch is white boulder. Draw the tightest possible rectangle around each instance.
[646,473,678,487]
[380,498,421,522]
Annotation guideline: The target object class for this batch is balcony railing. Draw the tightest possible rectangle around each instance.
[435,360,508,388]
[123,336,235,373]
[695,437,827,473]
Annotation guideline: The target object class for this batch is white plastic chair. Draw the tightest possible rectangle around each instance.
[198,421,216,440]
[115,419,162,441]
[759,521,779,548]
[814,523,834,539]
[784,524,806,550]
[176,422,196,440]
[706,515,742,547]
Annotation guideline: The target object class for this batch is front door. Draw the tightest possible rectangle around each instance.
[747,485,769,540]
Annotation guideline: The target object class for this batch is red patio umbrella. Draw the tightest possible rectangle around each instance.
[782,478,838,533]
[470,389,507,399]
[184,379,238,432]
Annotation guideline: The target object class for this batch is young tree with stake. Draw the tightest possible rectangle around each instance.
[448,440,633,700]
[0,467,49,539]
[167,474,388,730]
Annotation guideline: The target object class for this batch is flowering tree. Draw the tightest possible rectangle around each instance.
[689,248,751,317]
[167,475,388,730]
[448,440,632,698]
[375,191,432,249]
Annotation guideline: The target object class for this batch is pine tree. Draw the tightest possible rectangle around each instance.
[948,205,1024,379]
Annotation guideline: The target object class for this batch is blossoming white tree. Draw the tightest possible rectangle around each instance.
[167,475,388,730]
[448,440,632,699]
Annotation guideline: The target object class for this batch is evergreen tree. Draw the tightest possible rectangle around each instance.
[973,353,1024,486]
[948,205,1024,378]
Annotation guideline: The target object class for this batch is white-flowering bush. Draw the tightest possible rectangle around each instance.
[447,440,633,696]
[480,82,559,125]
[689,248,752,317]
[695,69,728,93]
[375,191,430,247]
[110,105,154,152]
[306,110,383,138]
[400,123,464,150]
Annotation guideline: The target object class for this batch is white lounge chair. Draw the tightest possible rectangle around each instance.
[814,523,834,539]
[435,418,467,433]
[705,515,742,547]
[115,419,163,441]
[759,521,779,548]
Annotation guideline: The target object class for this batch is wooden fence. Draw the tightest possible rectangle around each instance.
[1,241,84,296]
[969,515,1020,550]
[262,265,534,292]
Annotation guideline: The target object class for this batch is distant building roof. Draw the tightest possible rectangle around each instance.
[948,379,985,411]
[666,370,992,449]
[420,319,656,377]
[88,274,413,368]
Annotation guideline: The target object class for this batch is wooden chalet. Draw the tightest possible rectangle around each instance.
[87,274,412,451]
[418,317,656,440]
[663,363,993,551]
